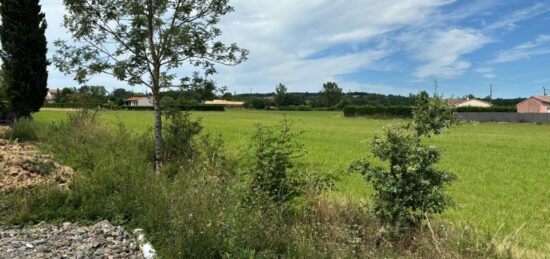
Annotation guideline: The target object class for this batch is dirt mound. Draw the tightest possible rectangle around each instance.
[0,139,73,192]
[0,126,10,137]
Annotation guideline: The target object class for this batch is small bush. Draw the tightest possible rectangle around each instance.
[162,110,203,162]
[248,119,305,203]
[352,90,458,232]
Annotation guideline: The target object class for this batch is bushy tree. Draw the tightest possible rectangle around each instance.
[315,81,343,107]
[274,83,288,107]
[54,0,248,173]
[0,0,48,118]
[352,88,458,231]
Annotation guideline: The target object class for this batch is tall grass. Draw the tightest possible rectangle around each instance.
[0,110,513,258]
[3,118,39,141]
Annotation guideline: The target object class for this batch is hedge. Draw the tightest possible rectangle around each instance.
[455,106,516,112]
[44,103,104,109]
[43,103,225,112]
[344,105,518,117]
[118,105,226,111]
[343,105,413,117]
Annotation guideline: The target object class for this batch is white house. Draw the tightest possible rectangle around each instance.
[450,98,492,108]
[124,97,154,107]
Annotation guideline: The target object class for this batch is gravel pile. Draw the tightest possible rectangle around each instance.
[0,221,145,258]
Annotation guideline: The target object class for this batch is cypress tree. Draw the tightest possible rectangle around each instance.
[0,0,48,118]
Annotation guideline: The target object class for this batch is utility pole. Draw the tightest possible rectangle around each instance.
[544,87,548,96]
[489,84,493,101]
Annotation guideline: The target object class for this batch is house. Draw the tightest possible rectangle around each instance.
[124,97,154,107]
[450,98,492,108]
[45,89,60,103]
[204,99,245,106]
[516,96,550,113]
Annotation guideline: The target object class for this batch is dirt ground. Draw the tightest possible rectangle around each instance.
[0,126,73,192]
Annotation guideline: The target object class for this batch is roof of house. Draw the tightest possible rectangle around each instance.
[516,96,550,106]
[449,98,492,106]
[125,97,149,101]
[204,99,245,106]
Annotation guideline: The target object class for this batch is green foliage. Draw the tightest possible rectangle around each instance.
[314,82,343,108]
[7,118,39,141]
[0,0,49,118]
[249,120,305,203]
[411,91,458,137]
[353,90,458,230]
[162,110,203,162]
[343,105,413,117]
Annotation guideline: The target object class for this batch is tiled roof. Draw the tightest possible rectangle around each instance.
[534,96,550,104]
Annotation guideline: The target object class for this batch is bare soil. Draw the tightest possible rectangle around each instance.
[0,127,73,192]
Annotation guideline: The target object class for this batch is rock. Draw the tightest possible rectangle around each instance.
[0,221,145,259]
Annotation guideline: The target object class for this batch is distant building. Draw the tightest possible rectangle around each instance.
[124,97,154,107]
[516,96,550,113]
[45,89,60,103]
[450,98,492,108]
[204,99,245,106]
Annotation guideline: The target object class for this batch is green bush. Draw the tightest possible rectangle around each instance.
[248,120,305,203]
[162,110,203,162]
[352,91,458,232]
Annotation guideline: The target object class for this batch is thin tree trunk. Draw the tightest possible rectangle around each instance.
[153,87,163,174]
[146,0,163,174]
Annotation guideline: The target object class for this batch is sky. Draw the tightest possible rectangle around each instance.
[43,0,550,98]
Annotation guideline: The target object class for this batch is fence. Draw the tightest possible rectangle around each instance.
[458,112,550,123]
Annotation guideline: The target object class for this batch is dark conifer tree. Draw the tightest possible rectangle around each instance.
[0,0,48,118]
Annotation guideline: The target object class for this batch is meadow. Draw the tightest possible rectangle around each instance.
[34,109,550,254]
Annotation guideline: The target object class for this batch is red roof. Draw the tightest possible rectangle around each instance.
[516,96,550,106]
[533,96,550,104]
[125,97,148,101]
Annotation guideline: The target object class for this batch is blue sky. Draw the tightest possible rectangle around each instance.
[43,0,550,98]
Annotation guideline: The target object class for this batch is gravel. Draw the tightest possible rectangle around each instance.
[0,221,145,259]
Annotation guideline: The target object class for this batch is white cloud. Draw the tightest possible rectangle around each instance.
[492,35,550,63]
[474,67,496,79]
[406,29,490,79]
[484,3,550,31]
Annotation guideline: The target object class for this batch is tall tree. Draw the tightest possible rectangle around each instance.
[0,0,48,118]
[317,81,343,107]
[53,0,248,173]
[274,83,287,107]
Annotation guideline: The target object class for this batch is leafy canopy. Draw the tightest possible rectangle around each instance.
[54,0,248,90]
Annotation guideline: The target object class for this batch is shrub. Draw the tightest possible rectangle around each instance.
[162,110,203,162]
[352,90,458,232]
[248,119,305,203]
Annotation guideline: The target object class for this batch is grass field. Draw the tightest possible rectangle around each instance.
[34,109,550,254]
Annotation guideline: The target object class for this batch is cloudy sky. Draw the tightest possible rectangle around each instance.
[43,0,550,98]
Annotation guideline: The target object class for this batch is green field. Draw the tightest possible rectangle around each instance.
[34,109,550,254]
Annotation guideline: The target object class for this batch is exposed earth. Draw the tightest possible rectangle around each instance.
[0,126,72,192]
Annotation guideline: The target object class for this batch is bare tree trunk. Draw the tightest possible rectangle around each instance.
[146,0,163,175]
[152,86,163,175]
